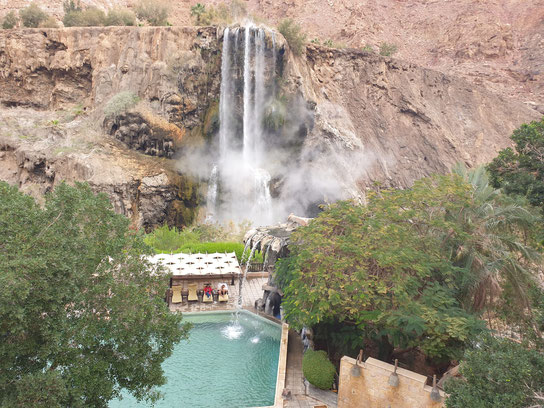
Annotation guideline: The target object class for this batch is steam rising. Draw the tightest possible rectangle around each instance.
[177,25,377,227]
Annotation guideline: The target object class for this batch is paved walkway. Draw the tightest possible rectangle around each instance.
[283,329,337,408]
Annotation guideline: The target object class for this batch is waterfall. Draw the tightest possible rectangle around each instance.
[218,27,232,157]
[207,24,278,226]
[242,25,253,166]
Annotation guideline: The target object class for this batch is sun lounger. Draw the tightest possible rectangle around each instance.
[171,286,183,304]
[187,283,198,302]
[217,283,229,302]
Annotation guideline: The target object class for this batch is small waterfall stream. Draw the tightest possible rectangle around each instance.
[207,24,277,226]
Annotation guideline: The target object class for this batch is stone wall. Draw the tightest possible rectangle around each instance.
[337,356,445,408]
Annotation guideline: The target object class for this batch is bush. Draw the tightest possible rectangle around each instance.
[379,42,398,56]
[105,8,136,26]
[302,349,336,390]
[40,16,58,28]
[144,224,200,253]
[20,2,48,28]
[278,18,306,56]
[2,11,18,29]
[136,0,169,26]
[63,7,106,27]
[103,91,140,118]
[445,336,544,408]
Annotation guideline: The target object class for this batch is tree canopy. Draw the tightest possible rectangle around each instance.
[488,117,544,211]
[0,182,189,407]
[444,335,544,408]
[276,169,541,360]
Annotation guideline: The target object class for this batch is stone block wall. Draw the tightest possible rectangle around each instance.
[337,356,445,408]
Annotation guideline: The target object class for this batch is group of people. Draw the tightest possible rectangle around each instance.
[203,283,228,300]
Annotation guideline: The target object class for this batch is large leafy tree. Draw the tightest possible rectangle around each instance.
[0,182,189,407]
[277,169,541,360]
[488,117,544,210]
[277,174,485,360]
[444,335,544,408]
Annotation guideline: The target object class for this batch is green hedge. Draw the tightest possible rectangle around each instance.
[178,242,263,264]
[302,349,336,390]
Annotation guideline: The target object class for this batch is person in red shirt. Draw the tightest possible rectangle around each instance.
[204,283,213,299]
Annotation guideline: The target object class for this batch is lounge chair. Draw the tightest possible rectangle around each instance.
[171,286,182,304]
[187,283,198,302]
[217,283,229,302]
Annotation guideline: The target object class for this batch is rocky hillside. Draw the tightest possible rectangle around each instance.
[1,0,543,109]
[0,25,540,226]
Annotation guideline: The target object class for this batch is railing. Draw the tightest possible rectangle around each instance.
[247,263,264,272]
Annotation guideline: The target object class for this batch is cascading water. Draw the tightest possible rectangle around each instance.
[207,24,278,226]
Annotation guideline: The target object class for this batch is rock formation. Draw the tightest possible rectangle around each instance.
[0,25,541,228]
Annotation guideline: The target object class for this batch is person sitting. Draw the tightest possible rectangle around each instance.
[203,283,213,299]
[218,284,228,296]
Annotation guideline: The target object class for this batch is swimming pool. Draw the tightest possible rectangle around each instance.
[110,311,282,408]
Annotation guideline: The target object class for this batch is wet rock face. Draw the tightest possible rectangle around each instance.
[104,112,175,158]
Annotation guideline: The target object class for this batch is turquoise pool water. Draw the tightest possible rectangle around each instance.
[110,311,281,408]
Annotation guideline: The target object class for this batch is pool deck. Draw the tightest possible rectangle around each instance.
[169,276,267,312]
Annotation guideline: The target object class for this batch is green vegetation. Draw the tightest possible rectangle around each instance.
[105,8,136,26]
[263,97,287,132]
[361,44,373,53]
[445,335,544,408]
[63,7,107,27]
[135,0,170,26]
[0,182,189,407]
[2,11,18,29]
[302,350,336,390]
[488,117,544,212]
[144,224,263,263]
[277,166,541,361]
[190,1,247,26]
[379,42,398,56]
[20,2,48,28]
[190,3,206,24]
[278,18,306,56]
[103,91,140,118]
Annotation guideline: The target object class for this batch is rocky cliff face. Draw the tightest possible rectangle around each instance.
[2,0,542,109]
[285,45,540,198]
[0,26,540,226]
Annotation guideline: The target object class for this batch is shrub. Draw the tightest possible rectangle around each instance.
[2,11,18,29]
[445,336,544,408]
[379,42,398,56]
[263,98,287,132]
[103,91,140,118]
[302,349,336,390]
[361,44,373,53]
[20,2,48,28]
[40,16,59,28]
[190,3,206,24]
[144,224,200,253]
[136,0,169,26]
[105,8,136,26]
[278,18,306,56]
[63,7,106,27]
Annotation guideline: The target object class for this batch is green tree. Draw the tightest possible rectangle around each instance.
[277,174,486,360]
[449,165,541,320]
[0,182,189,407]
[19,2,48,28]
[278,18,307,56]
[2,11,19,29]
[190,3,206,25]
[445,335,544,408]
[488,117,544,211]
